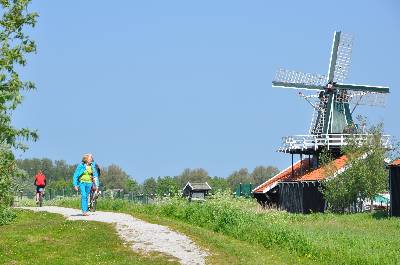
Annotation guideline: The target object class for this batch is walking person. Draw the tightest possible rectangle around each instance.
[72,153,100,216]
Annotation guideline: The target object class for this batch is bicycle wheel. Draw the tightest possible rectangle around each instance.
[88,192,93,211]
[39,193,43,207]
[92,195,96,212]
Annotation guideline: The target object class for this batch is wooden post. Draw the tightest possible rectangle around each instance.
[300,153,303,176]
[291,153,294,178]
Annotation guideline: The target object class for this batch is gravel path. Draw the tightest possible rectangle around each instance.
[20,206,208,265]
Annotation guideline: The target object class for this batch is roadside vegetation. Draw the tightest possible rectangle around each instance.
[36,194,400,265]
[0,0,38,225]
[0,210,178,265]
[321,121,396,212]
[16,158,278,196]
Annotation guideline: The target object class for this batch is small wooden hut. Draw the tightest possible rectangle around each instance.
[182,182,211,201]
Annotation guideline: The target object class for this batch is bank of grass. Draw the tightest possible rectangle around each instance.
[17,198,304,265]
[0,210,178,265]
[52,195,400,265]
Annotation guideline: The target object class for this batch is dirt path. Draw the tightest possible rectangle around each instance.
[20,206,208,265]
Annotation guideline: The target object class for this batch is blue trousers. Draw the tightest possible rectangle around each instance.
[79,182,92,213]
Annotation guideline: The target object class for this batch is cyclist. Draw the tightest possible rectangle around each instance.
[34,170,47,204]
[72,153,100,216]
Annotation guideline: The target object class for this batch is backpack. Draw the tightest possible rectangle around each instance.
[95,163,101,177]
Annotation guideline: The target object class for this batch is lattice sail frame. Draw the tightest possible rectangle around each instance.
[332,32,353,83]
[300,89,386,107]
[274,68,326,87]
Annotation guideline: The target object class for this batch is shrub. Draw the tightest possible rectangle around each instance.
[0,207,16,225]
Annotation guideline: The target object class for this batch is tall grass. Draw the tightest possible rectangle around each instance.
[54,194,400,265]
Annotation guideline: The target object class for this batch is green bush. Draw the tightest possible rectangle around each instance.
[0,207,16,225]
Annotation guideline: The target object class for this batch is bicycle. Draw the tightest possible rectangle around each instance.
[37,188,45,207]
[89,188,99,212]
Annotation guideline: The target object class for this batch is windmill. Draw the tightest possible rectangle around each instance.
[252,31,391,213]
[272,31,390,154]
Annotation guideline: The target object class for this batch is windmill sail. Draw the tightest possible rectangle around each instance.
[327,32,353,83]
[272,68,326,90]
[272,31,389,136]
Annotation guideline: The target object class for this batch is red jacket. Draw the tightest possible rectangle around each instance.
[34,173,46,186]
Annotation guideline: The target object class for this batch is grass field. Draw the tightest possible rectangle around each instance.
[50,195,400,265]
[0,210,178,265]
[14,196,400,264]
[14,199,305,265]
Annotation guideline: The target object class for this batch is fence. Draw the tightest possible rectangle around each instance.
[13,188,156,205]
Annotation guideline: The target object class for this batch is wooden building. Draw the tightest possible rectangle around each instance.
[253,155,348,213]
[182,182,211,201]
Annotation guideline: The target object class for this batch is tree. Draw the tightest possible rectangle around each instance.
[143,177,157,195]
[322,123,389,212]
[176,168,209,188]
[156,176,178,196]
[0,0,38,223]
[0,0,38,149]
[53,160,75,182]
[101,164,131,190]
[126,178,141,194]
[208,176,229,192]
[251,166,279,186]
[227,168,251,190]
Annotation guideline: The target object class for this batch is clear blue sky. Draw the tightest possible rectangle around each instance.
[13,0,400,182]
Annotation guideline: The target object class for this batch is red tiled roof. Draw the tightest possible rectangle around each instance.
[389,159,400,166]
[252,159,311,193]
[253,155,348,194]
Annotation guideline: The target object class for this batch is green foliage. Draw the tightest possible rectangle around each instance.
[322,122,388,212]
[175,168,209,187]
[126,178,141,193]
[0,207,15,225]
[16,158,141,193]
[208,176,229,193]
[0,145,14,208]
[227,168,252,190]
[226,166,279,190]
[143,177,157,195]
[16,158,279,199]
[156,176,178,195]
[101,164,132,190]
[0,0,38,150]
[250,166,279,186]
[0,0,38,224]
[16,158,76,190]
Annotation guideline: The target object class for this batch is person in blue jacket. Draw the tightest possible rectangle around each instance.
[72,153,100,216]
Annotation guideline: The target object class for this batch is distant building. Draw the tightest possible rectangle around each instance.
[182,182,212,201]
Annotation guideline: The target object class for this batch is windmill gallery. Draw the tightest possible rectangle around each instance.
[252,31,392,213]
